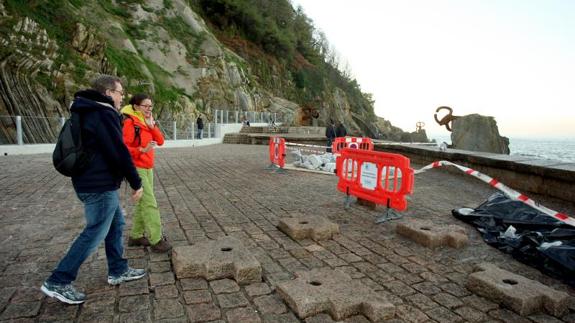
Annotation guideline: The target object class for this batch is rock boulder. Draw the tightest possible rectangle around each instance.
[451,114,509,154]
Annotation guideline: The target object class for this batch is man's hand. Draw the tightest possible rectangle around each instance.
[131,187,144,203]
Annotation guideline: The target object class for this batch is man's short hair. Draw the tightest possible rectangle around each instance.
[91,75,122,94]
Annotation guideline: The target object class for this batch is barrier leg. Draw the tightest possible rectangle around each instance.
[344,195,353,209]
[375,201,403,223]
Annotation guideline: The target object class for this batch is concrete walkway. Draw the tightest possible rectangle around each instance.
[0,144,574,322]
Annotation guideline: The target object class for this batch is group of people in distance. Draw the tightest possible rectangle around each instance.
[41,75,177,304]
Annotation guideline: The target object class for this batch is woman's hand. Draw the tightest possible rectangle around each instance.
[140,141,157,153]
[145,113,155,128]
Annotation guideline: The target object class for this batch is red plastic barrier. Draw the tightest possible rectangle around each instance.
[332,137,374,154]
[268,136,286,168]
[336,148,414,211]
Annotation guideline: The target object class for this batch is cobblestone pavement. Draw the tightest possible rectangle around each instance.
[1,144,574,322]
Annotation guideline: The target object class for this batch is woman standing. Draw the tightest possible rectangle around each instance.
[121,94,171,253]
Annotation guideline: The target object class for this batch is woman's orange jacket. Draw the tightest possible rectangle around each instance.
[121,105,164,169]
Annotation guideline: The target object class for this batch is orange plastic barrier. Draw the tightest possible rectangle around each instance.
[268,136,286,168]
[332,137,374,154]
[336,148,414,211]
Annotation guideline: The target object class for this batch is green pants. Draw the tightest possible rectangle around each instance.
[130,168,162,245]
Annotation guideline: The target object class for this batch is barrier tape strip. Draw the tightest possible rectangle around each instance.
[285,142,328,149]
[415,160,575,227]
[285,146,326,154]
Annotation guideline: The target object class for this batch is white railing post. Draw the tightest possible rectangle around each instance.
[16,116,23,145]
[226,110,229,124]
[235,111,239,123]
[207,123,211,138]
[173,121,177,140]
[191,123,195,140]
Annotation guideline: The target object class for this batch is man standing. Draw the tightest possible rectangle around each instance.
[41,75,145,304]
[196,115,204,139]
[336,122,347,138]
[325,120,337,153]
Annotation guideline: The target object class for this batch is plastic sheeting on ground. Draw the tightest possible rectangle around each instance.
[453,192,575,287]
[290,150,336,173]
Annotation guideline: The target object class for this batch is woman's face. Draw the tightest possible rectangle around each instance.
[135,99,153,117]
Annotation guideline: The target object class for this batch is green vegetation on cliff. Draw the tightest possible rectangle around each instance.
[191,0,375,117]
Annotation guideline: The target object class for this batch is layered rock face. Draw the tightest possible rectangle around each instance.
[0,17,64,143]
[451,114,509,154]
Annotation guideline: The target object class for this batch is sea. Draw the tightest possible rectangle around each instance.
[429,135,575,163]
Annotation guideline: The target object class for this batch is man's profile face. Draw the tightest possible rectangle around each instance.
[106,82,124,109]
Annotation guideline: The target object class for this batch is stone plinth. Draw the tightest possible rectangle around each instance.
[172,236,261,284]
[467,263,569,317]
[396,219,468,248]
[276,268,395,321]
[277,216,339,241]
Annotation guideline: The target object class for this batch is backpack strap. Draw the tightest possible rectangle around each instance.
[122,114,142,146]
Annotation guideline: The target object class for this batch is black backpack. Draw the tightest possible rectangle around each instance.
[52,112,93,177]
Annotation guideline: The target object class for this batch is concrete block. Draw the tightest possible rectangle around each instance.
[396,219,468,248]
[277,216,339,241]
[172,236,261,284]
[276,268,395,321]
[467,263,569,317]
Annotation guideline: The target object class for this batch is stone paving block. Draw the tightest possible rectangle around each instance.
[396,219,468,249]
[276,267,395,321]
[277,216,339,241]
[172,236,262,284]
[466,263,569,317]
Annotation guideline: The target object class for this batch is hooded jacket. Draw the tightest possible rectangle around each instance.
[120,105,164,169]
[70,90,142,193]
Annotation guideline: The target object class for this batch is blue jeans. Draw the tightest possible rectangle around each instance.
[196,129,203,139]
[47,190,128,284]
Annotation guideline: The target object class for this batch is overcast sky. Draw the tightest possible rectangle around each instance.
[291,0,575,139]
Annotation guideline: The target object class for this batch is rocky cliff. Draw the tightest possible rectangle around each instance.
[0,0,420,144]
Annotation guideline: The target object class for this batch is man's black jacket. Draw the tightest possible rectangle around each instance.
[70,90,142,193]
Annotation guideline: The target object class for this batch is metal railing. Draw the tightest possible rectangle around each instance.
[0,109,289,145]
[213,109,287,125]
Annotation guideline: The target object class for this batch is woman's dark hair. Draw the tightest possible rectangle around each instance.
[129,93,151,106]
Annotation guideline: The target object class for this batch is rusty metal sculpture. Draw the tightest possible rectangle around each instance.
[416,121,425,132]
[434,106,459,132]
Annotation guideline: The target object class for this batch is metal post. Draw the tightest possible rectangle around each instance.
[235,111,239,123]
[16,116,23,145]
[191,123,195,140]
[274,113,277,123]
[173,121,177,140]
[207,123,211,138]
[226,110,229,124]
[60,117,66,128]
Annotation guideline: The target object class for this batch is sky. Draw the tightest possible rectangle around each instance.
[290,0,575,139]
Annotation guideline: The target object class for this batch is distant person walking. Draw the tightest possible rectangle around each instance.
[336,122,347,138]
[41,75,145,304]
[196,115,204,139]
[121,94,171,253]
[325,120,336,153]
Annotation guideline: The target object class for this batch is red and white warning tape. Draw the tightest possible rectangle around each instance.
[285,146,326,154]
[415,161,575,227]
[285,142,328,149]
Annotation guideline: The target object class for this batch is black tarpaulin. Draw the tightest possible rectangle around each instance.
[452,192,575,287]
